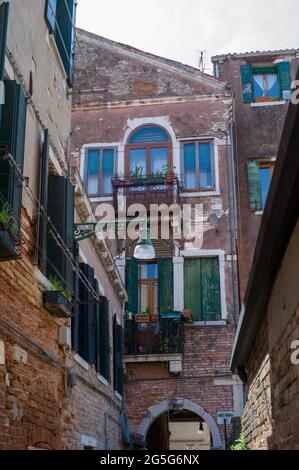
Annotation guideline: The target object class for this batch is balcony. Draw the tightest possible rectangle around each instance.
[124,315,184,359]
[112,175,181,213]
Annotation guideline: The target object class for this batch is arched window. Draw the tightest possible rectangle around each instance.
[126,125,172,177]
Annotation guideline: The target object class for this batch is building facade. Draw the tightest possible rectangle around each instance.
[231,72,299,449]
[71,29,243,450]
[0,0,125,450]
[212,50,299,300]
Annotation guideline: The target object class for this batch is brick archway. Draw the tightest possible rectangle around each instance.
[137,399,223,450]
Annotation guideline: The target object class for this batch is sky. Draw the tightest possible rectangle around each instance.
[76,0,299,73]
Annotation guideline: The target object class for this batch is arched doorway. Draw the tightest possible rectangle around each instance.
[137,399,223,450]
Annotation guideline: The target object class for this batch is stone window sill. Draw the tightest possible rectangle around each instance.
[250,100,286,108]
[186,320,228,327]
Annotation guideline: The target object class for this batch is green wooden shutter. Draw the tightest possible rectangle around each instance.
[158,258,173,312]
[0,81,27,232]
[0,2,9,126]
[71,241,80,352]
[47,176,74,289]
[78,262,89,360]
[113,318,123,396]
[247,161,262,211]
[126,258,138,315]
[55,0,76,86]
[65,177,74,291]
[86,265,96,365]
[45,0,57,34]
[278,61,291,100]
[184,258,202,321]
[97,296,110,380]
[37,129,49,272]
[201,258,221,321]
[240,64,253,103]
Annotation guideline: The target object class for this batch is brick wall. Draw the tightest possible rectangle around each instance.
[62,356,122,450]
[125,325,235,447]
[213,53,299,301]
[241,321,273,449]
[0,211,123,450]
[240,219,299,450]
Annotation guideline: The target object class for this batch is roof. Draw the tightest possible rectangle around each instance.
[212,48,299,62]
[76,27,226,87]
[231,66,299,376]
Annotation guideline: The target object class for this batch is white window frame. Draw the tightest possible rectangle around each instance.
[180,137,221,197]
[80,143,119,200]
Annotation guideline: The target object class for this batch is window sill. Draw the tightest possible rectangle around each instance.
[74,354,90,371]
[115,391,123,402]
[89,196,113,203]
[181,191,220,198]
[250,100,286,108]
[124,353,183,363]
[97,374,108,387]
[186,320,227,327]
[255,211,264,216]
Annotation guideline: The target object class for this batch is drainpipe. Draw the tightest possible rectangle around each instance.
[224,126,239,330]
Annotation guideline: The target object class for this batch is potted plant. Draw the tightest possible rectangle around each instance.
[146,172,164,185]
[163,164,176,185]
[43,275,73,318]
[182,309,193,323]
[129,165,145,185]
[160,308,181,320]
[0,203,20,261]
[135,307,151,323]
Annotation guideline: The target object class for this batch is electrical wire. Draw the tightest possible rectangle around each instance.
[3,151,102,303]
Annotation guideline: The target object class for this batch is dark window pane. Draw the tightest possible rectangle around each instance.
[130,126,169,144]
[151,147,168,174]
[139,263,158,280]
[183,144,196,189]
[253,74,264,98]
[130,148,146,176]
[260,166,271,209]
[199,143,213,189]
[267,74,279,97]
[102,148,114,194]
[87,150,99,195]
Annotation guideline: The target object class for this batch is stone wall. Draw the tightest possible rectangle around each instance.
[241,219,299,450]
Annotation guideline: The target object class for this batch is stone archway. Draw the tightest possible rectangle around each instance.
[137,399,223,450]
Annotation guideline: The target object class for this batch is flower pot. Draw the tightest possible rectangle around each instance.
[166,171,175,184]
[160,311,181,320]
[0,229,20,262]
[147,176,164,185]
[135,315,151,323]
[182,309,193,323]
[43,291,72,318]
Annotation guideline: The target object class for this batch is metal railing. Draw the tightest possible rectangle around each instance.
[124,316,184,356]
[112,175,182,212]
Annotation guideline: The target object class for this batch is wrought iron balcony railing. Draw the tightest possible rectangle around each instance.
[112,175,181,213]
[124,316,184,356]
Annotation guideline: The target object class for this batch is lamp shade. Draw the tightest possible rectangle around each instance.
[133,228,156,260]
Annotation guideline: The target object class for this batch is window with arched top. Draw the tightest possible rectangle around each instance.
[126,125,172,177]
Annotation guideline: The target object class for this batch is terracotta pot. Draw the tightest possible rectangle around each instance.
[135,315,151,323]
[182,309,193,323]
[166,171,174,184]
